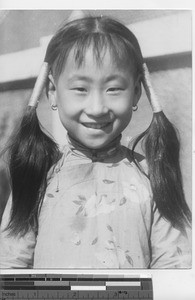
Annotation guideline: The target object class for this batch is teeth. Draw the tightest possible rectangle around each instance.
[83,123,108,129]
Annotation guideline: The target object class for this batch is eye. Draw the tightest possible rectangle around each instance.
[107,87,124,93]
[71,87,87,93]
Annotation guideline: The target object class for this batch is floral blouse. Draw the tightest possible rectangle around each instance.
[0,135,191,269]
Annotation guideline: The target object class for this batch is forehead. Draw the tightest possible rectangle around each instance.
[59,46,135,79]
[72,47,117,67]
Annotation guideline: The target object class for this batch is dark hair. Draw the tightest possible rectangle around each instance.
[46,16,143,80]
[5,16,191,236]
[6,107,60,236]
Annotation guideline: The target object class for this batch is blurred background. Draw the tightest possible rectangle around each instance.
[0,10,192,223]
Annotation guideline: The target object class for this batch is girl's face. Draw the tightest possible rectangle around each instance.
[49,48,141,149]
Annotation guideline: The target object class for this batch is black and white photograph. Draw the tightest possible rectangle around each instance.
[0,8,192,273]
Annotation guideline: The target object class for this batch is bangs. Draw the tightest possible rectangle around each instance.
[52,33,139,79]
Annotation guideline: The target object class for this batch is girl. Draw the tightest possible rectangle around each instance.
[0,13,191,269]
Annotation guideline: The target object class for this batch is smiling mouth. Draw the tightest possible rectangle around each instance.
[82,122,111,129]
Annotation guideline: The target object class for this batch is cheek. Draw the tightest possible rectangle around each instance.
[112,107,132,135]
[113,99,133,130]
[112,97,133,118]
[57,93,81,119]
[118,111,133,129]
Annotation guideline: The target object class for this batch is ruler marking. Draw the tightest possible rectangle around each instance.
[0,276,153,299]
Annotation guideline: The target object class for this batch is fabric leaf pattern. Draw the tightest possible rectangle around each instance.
[177,247,182,255]
[78,195,87,201]
[92,237,98,245]
[107,225,113,232]
[126,254,134,266]
[103,179,115,184]
[73,200,83,205]
[120,197,127,206]
[76,206,84,215]
[73,195,87,215]
[73,193,117,218]
[47,193,54,198]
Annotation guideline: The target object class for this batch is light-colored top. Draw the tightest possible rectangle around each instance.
[0,136,191,269]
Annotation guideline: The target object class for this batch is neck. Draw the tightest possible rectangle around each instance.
[67,134,122,161]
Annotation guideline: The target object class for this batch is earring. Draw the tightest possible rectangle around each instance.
[51,104,58,111]
[132,105,138,111]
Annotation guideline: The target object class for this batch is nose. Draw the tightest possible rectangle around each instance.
[84,91,109,117]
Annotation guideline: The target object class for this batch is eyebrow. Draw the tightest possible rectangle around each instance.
[68,76,93,83]
[68,74,127,83]
[104,75,127,82]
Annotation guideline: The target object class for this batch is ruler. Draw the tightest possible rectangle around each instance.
[0,274,153,300]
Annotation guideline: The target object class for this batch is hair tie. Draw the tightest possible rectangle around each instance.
[142,63,162,113]
[28,62,50,107]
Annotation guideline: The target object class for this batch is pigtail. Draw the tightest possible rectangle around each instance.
[6,106,60,237]
[5,61,60,237]
[132,64,192,232]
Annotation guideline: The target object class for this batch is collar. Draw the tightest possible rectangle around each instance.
[67,134,122,162]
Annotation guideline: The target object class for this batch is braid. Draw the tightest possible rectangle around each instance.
[5,107,60,236]
[132,64,191,231]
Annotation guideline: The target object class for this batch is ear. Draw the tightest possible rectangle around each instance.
[48,74,57,107]
[133,75,142,106]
